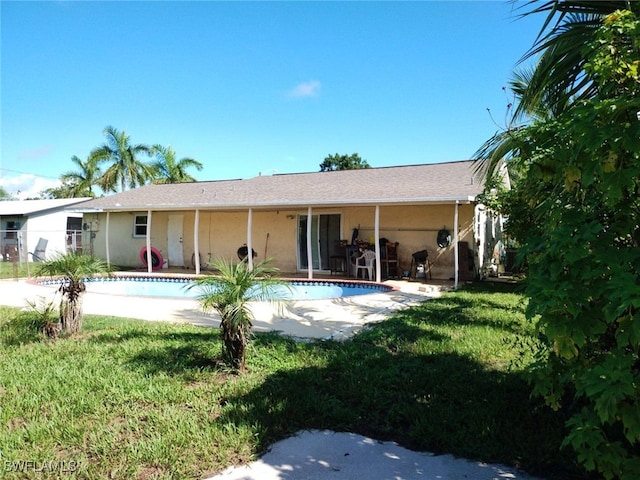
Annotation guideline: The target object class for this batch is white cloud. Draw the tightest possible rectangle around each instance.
[0,174,60,200]
[287,80,321,98]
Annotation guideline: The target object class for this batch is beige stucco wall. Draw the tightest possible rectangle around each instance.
[88,203,476,280]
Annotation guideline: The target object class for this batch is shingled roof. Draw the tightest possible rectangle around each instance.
[74,160,485,212]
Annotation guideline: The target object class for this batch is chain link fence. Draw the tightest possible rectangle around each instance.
[1,229,84,265]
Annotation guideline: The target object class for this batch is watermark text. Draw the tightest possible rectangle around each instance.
[4,460,79,473]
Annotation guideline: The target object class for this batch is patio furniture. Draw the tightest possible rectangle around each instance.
[29,238,48,262]
[354,249,376,280]
[330,240,348,275]
[381,241,400,279]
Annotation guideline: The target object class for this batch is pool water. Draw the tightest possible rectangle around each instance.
[60,277,391,300]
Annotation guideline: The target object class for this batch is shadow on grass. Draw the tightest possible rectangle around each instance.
[216,335,578,479]
[85,322,227,375]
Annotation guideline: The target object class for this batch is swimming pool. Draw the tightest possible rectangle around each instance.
[38,276,392,301]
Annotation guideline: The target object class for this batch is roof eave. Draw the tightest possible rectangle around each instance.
[72,195,477,213]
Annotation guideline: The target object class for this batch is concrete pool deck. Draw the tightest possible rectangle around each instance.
[0,276,452,340]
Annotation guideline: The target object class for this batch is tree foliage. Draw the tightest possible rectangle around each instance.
[190,257,285,370]
[149,144,203,184]
[0,186,14,200]
[319,153,370,172]
[35,252,111,334]
[493,7,640,479]
[43,155,102,199]
[89,126,153,192]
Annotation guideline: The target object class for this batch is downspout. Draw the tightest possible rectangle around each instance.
[474,205,483,280]
[146,210,152,274]
[374,205,381,282]
[194,209,200,275]
[105,211,111,267]
[247,208,254,270]
[454,201,459,289]
[306,207,313,279]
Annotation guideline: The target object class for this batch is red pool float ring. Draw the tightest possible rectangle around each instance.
[140,246,163,270]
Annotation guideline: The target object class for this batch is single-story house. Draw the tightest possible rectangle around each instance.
[0,198,91,262]
[72,160,505,285]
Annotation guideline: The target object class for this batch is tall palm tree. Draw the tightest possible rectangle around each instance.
[150,145,203,184]
[90,126,153,192]
[190,257,284,370]
[35,252,111,334]
[59,155,102,198]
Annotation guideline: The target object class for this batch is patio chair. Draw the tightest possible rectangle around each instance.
[330,240,348,275]
[354,249,376,280]
[381,241,400,279]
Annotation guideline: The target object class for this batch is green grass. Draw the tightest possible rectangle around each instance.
[0,282,584,479]
[0,261,30,280]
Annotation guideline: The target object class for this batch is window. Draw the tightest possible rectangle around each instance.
[134,215,148,237]
[5,221,20,239]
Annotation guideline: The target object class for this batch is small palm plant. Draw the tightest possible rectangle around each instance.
[191,257,284,370]
[25,295,61,339]
[35,252,111,334]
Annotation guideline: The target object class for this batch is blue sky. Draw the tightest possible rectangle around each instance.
[1,1,541,199]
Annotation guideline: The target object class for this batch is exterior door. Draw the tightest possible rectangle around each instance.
[298,214,340,271]
[167,214,184,267]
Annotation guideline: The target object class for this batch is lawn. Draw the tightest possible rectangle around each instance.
[0,261,29,280]
[0,282,584,479]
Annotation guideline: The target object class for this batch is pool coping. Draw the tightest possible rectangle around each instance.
[30,272,399,301]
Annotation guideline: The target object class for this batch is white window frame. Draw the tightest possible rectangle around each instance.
[133,214,148,238]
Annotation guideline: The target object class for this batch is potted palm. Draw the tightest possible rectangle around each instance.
[191,257,285,370]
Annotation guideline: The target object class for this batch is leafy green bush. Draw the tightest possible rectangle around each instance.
[505,10,640,480]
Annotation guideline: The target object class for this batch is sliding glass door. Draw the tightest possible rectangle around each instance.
[298,214,341,271]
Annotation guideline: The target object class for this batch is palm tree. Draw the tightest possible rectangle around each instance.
[190,257,284,370]
[514,0,639,119]
[474,0,636,180]
[58,155,102,198]
[90,126,153,192]
[473,68,555,179]
[35,252,111,334]
[149,145,203,184]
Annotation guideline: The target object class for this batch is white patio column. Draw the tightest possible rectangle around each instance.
[374,205,381,283]
[105,212,111,267]
[306,207,313,279]
[146,210,152,274]
[194,209,200,274]
[246,208,254,270]
[454,201,459,289]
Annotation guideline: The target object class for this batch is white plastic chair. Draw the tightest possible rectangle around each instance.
[354,250,376,280]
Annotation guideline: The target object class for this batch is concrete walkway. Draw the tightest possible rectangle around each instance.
[207,430,543,480]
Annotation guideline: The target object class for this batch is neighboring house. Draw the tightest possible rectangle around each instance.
[0,198,91,262]
[74,160,506,285]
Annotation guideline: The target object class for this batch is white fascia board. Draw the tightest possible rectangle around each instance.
[79,195,477,212]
